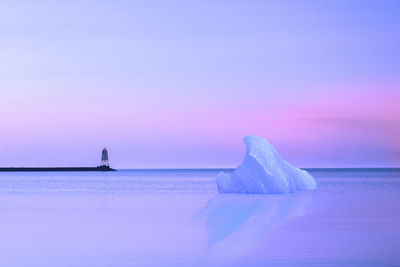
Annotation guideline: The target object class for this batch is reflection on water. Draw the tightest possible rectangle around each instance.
[197,192,313,261]
[0,169,399,266]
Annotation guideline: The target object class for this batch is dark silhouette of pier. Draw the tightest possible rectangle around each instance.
[0,148,116,172]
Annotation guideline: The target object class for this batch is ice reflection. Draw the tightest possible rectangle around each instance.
[197,192,314,260]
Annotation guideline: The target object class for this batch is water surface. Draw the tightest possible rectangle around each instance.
[0,169,399,266]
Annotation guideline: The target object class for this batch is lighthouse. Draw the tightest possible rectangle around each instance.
[101,148,110,167]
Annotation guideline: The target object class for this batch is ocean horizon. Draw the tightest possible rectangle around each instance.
[2,0,399,265]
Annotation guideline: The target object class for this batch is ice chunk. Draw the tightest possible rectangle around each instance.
[217,135,317,194]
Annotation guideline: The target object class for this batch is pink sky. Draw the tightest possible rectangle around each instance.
[1,1,399,168]
[1,82,399,168]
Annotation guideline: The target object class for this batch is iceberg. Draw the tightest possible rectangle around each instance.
[217,135,317,194]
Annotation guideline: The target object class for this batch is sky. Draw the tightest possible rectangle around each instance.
[0,0,399,168]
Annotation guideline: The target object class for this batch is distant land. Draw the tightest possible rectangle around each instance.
[0,166,116,172]
[0,148,116,172]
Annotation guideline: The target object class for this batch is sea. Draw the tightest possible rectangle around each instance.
[0,169,399,266]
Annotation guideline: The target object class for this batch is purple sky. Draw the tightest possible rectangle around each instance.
[1,0,399,168]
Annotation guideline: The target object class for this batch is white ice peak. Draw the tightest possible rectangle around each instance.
[217,135,317,194]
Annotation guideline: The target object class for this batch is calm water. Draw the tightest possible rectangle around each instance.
[0,169,399,266]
